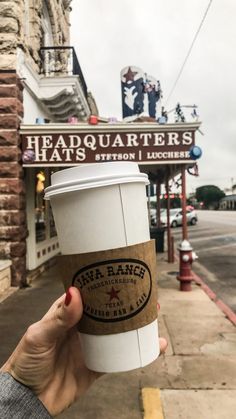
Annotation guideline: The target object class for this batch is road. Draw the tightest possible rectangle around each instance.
[171,210,236,313]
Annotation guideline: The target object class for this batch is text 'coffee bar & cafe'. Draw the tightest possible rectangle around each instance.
[20,120,201,271]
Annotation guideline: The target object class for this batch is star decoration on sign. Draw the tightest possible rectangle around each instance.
[106,286,121,302]
[123,67,138,83]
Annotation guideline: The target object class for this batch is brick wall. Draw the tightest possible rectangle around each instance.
[0,72,27,286]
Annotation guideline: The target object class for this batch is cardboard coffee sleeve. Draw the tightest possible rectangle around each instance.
[59,240,158,336]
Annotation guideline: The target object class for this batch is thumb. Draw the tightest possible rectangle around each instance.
[37,287,83,343]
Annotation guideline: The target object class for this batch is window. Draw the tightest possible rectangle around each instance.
[35,170,46,242]
[23,0,30,39]
[35,168,57,243]
[41,1,54,47]
[49,203,57,238]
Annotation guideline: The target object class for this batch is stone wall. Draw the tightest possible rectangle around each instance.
[0,0,71,71]
[0,73,27,286]
[0,0,22,70]
[0,1,72,285]
[28,0,71,70]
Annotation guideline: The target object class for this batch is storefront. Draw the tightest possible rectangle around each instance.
[0,0,98,286]
[20,120,201,273]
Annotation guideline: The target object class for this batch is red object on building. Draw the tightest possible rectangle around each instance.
[88,115,98,125]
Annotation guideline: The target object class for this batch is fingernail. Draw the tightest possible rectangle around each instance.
[65,288,72,306]
[157,302,161,311]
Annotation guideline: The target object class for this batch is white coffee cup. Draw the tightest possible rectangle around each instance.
[45,162,159,372]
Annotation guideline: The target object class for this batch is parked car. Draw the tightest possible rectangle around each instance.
[160,208,198,227]
[150,208,165,226]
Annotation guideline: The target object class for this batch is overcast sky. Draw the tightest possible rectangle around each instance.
[71,0,236,194]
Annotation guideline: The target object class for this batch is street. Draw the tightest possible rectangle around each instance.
[172,210,236,313]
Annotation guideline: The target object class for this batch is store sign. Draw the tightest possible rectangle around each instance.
[21,125,198,166]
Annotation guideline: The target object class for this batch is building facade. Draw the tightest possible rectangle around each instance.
[219,194,236,211]
[0,0,97,286]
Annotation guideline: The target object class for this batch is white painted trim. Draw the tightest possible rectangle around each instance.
[17,49,90,121]
[26,169,37,270]
[20,121,202,134]
[35,237,60,268]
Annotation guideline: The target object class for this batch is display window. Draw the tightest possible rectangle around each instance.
[35,168,57,242]
[26,167,59,271]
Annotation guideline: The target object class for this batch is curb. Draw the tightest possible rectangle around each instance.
[192,270,236,326]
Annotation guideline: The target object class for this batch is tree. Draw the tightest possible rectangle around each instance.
[195,185,225,210]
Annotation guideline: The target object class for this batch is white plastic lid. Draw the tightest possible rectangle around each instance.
[44,162,149,199]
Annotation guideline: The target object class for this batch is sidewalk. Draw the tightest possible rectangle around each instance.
[0,254,236,419]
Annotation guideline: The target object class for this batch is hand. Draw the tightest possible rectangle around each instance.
[1,287,167,416]
[0,287,97,416]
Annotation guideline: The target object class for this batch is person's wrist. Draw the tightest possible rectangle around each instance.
[0,372,52,418]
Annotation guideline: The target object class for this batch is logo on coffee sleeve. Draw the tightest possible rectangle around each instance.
[59,240,158,335]
[72,258,152,322]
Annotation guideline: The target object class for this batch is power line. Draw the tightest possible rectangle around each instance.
[165,0,213,105]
